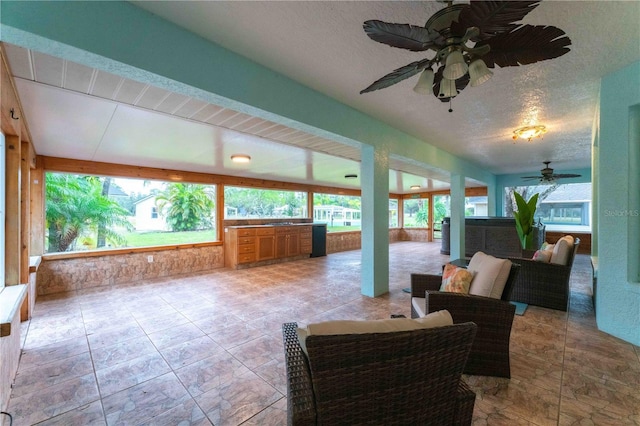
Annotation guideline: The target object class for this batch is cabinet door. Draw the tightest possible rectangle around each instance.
[275,233,288,258]
[256,235,275,261]
[286,232,300,257]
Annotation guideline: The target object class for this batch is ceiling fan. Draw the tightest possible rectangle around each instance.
[521,161,582,183]
[360,0,571,109]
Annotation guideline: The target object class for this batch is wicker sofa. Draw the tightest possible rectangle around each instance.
[508,238,580,311]
[282,321,477,425]
[410,259,520,378]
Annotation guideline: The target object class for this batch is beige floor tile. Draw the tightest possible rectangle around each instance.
[8,242,638,425]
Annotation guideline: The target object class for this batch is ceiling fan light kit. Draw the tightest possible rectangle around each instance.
[438,77,458,99]
[468,59,494,87]
[413,69,435,94]
[360,0,571,111]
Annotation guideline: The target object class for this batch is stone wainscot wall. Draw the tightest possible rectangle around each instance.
[37,229,430,296]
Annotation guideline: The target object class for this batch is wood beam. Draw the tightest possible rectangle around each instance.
[42,156,362,197]
[5,135,21,285]
[20,140,30,284]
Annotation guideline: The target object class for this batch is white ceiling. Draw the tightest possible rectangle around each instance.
[5,1,640,192]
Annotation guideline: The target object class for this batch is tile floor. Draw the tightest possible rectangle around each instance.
[7,242,640,425]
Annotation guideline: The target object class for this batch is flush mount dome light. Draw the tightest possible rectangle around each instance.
[345,174,358,179]
[512,125,547,142]
[231,154,251,163]
[410,185,421,190]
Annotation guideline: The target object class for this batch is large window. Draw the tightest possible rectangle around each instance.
[45,173,217,253]
[504,183,591,231]
[224,187,307,219]
[389,199,399,228]
[403,198,428,228]
[432,195,451,239]
[313,193,361,231]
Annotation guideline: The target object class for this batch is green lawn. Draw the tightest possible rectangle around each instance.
[122,230,216,247]
[326,226,361,232]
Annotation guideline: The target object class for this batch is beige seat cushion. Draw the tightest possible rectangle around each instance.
[467,251,512,299]
[298,310,453,354]
[550,235,574,265]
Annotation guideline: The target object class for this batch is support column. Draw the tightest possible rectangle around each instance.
[361,145,389,297]
[449,174,465,260]
[20,140,30,284]
[5,135,21,285]
[487,183,497,216]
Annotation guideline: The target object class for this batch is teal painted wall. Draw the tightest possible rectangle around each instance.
[595,60,640,345]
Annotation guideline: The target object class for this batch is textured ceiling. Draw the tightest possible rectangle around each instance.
[133,0,640,175]
[5,1,640,193]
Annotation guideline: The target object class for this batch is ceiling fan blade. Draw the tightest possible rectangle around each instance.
[455,1,541,41]
[360,60,430,94]
[521,176,542,180]
[363,20,439,51]
[552,174,582,179]
[478,24,571,68]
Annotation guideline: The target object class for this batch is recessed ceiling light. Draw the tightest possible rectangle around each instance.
[231,154,251,163]
[344,174,358,179]
[410,185,421,190]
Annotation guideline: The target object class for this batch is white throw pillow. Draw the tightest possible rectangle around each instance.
[467,251,512,299]
[297,310,453,354]
[550,235,574,265]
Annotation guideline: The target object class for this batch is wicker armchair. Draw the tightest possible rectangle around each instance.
[410,263,520,378]
[508,238,580,311]
[282,321,477,425]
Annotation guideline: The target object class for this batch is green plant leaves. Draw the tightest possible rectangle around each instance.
[513,192,539,249]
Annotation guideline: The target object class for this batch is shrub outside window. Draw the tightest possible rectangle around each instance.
[403,198,428,228]
[224,187,307,219]
[44,173,217,253]
[389,199,399,228]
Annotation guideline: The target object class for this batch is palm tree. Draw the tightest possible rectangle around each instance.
[45,174,133,252]
[155,183,215,231]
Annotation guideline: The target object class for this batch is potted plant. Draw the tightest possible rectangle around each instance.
[513,192,539,253]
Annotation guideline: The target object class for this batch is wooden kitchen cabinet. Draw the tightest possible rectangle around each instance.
[276,226,300,258]
[255,227,276,261]
[225,227,257,268]
[299,225,312,255]
[226,224,312,269]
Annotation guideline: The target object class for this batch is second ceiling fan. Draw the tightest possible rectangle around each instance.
[521,162,582,184]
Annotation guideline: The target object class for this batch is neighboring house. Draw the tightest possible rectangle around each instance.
[466,196,488,216]
[536,183,592,232]
[314,205,361,226]
[133,195,169,231]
